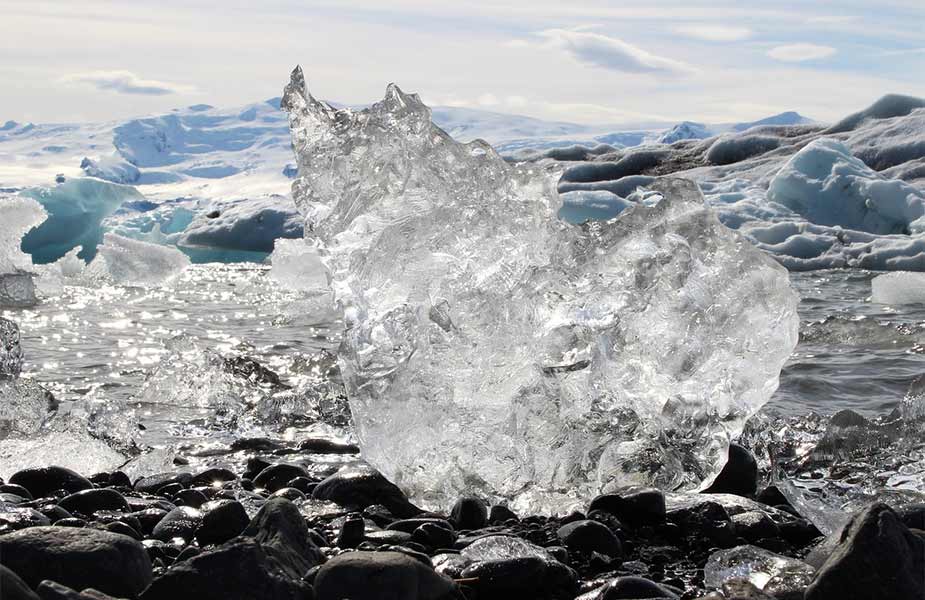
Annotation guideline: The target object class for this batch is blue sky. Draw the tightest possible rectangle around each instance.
[2,0,924,125]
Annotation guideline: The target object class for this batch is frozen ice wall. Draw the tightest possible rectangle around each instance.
[0,196,46,307]
[283,67,800,512]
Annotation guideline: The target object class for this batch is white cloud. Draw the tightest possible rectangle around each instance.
[674,24,752,42]
[477,93,499,106]
[60,70,195,95]
[766,43,837,62]
[505,95,528,108]
[538,28,695,76]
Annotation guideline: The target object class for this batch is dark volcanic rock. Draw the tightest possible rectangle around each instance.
[195,500,249,546]
[35,580,122,600]
[0,483,33,499]
[593,575,680,599]
[58,489,129,516]
[557,519,623,558]
[134,472,192,494]
[449,496,488,530]
[299,438,360,454]
[336,513,365,548]
[190,467,237,488]
[0,504,51,532]
[1,564,39,600]
[459,556,553,599]
[805,503,925,600]
[253,463,310,493]
[151,506,202,542]
[242,497,324,577]
[703,443,758,497]
[588,487,666,525]
[0,526,152,597]
[313,465,421,518]
[140,538,312,600]
[731,510,780,542]
[9,467,93,499]
[315,551,460,600]
[488,504,518,523]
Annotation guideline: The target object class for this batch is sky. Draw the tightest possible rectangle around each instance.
[2,0,924,126]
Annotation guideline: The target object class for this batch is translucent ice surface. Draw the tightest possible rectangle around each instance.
[0,196,45,307]
[283,67,800,512]
[89,233,190,286]
[704,545,815,596]
[270,238,329,293]
[871,271,925,305]
[0,318,23,379]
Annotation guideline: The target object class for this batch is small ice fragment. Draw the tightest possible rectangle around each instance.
[89,233,190,286]
[704,545,815,596]
[461,535,554,561]
[0,430,125,479]
[871,272,925,305]
[269,238,329,292]
[0,318,23,379]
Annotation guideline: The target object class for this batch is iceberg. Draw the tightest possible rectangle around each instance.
[0,196,46,307]
[88,233,190,286]
[283,67,800,512]
[871,271,925,305]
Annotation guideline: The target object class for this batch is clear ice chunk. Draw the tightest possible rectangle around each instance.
[0,196,46,307]
[460,535,555,561]
[871,272,925,305]
[270,238,330,293]
[0,318,24,379]
[88,233,190,286]
[283,67,800,512]
[704,545,815,597]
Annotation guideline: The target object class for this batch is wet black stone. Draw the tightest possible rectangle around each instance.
[450,496,488,530]
[286,477,316,494]
[242,497,325,578]
[195,499,249,546]
[36,580,123,599]
[557,519,623,558]
[174,546,201,563]
[101,520,141,540]
[0,526,152,597]
[299,438,360,454]
[140,538,312,600]
[190,467,238,488]
[588,488,666,525]
[173,488,209,508]
[53,518,86,528]
[365,529,413,546]
[243,458,271,481]
[0,484,33,499]
[337,513,366,548]
[156,482,185,497]
[899,503,925,530]
[315,551,460,600]
[731,510,780,543]
[0,504,51,532]
[253,463,310,493]
[128,508,169,536]
[388,518,454,533]
[9,467,93,499]
[271,487,306,501]
[313,465,421,518]
[58,489,129,516]
[151,506,202,542]
[37,504,72,523]
[134,472,192,495]
[488,504,518,523]
[595,575,680,599]
[107,471,132,489]
[460,556,549,598]
[703,443,758,497]
[412,521,456,548]
[756,485,790,508]
[806,503,925,600]
[1,564,39,600]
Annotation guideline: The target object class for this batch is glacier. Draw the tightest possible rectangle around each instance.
[283,67,800,512]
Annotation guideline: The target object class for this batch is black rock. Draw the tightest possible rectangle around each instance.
[336,513,366,548]
[101,521,141,540]
[253,463,310,493]
[140,538,312,600]
[460,556,549,598]
[190,467,237,488]
[588,487,666,525]
[36,580,123,599]
[315,551,460,600]
[173,488,209,508]
[285,477,316,495]
[313,466,421,518]
[195,500,249,546]
[107,471,132,489]
[128,508,169,536]
[722,578,775,599]
[666,499,737,548]
[703,443,758,497]
[756,485,790,508]
[156,483,185,497]
[731,510,780,543]
[0,484,33,499]
[899,503,925,530]
[9,467,93,499]
[271,487,307,502]
[242,497,325,578]
[1,564,39,600]
[488,504,518,523]
[557,519,623,558]
[450,496,488,530]
[134,472,192,495]
[388,518,454,533]
[52,518,86,528]
[58,489,129,516]
[413,521,456,549]
[365,529,414,545]
[595,575,680,599]
[0,526,152,597]
[151,506,202,542]
[37,504,72,524]
[299,438,360,454]
[805,503,925,600]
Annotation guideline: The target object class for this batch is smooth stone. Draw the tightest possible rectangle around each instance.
[722,578,775,600]
[140,538,312,600]
[1,504,52,531]
[459,556,549,597]
[336,513,365,549]
[58,489,129,516]
[899,503,925,530]
[1,564,39,600]
[0,526,152,597]
[35,580,122,600]
[0,484,33,499]
[731,510,780,542]
[450,496,488,530]
[557,520,623,558]
[595,575,680,599]
[313,466,421,518]
[173,488,208,508]
[488,505,518,523]
[190,467,238,488]
[365,529,414,545]
[703,443,758,497]
[53,518,86,528]
[388,518,455,533]
[151,506,202,542]
[0,492,28,504]
[101,521,141,540]
[134,472,192,495]
[805,503,925,600]
[242,497,324,578]
[315,551,460,600]
[195,500,249,546]
[589,488,666,526]
[413,522,456,548]
[666,500,737,548]
[38,504,73,523]
[253,464,310,493]
[9,467,93,499]
[127,508,169,536]
[298,438,360,454]
[285,477,316,494]
[271,487,306,502]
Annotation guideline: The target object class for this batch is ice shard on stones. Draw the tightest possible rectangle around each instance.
[283,66,800,512]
